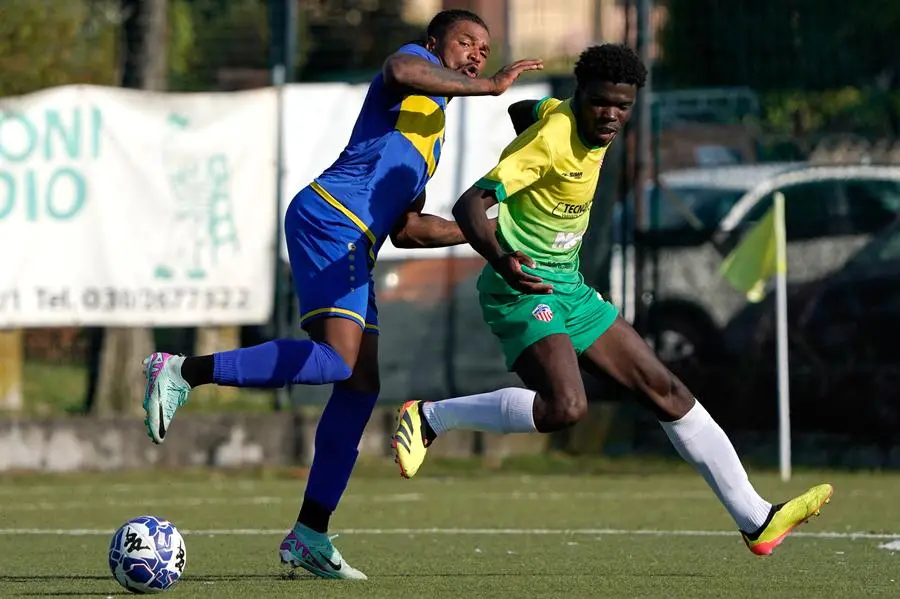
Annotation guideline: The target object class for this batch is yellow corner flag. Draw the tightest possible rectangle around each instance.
[719,192,787,302]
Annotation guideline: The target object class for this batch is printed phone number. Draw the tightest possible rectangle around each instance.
[0,287,252,313]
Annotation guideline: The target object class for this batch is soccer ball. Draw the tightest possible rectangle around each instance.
[108,516,186,594]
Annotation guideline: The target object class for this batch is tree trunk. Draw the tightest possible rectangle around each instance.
[92,327,156,415]
[191,326,241,405]
[91,0,168,416]
[0,330,23,412]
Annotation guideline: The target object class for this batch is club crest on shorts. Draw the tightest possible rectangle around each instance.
[532,303,554,322]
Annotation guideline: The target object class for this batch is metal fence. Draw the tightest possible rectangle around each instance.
[3,0,899,453]
[627,0,900,448]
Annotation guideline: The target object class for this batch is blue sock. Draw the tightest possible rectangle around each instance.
[212,339,352,387]
[304,388,379,512]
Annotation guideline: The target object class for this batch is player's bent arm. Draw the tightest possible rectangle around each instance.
[391,213,465,249]
[451,187,504,262]
[508,100,540,135]
[391,191,496,249]
[383,53,495,97]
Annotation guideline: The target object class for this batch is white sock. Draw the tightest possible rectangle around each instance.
[659,400,772,532]
[422,387,537,435]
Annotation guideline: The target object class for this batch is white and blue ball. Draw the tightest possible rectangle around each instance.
[108,516,186,594]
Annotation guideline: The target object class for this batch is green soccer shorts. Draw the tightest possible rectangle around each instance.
[476,262,620,370]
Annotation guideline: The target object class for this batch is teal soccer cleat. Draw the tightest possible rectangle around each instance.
[142,352,191,444]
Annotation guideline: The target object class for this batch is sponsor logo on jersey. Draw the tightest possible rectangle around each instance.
[532,303,554,322]
[552,231,585,249]
[552,201,592,218]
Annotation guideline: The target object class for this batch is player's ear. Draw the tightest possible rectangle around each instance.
[424,35,438,53]
[573,86,586,109]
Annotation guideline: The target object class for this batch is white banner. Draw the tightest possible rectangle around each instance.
[0,85,277,327]
[281,81,552,260]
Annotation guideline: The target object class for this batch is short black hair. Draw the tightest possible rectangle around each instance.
[427,9,489,40]
[574,44,647,89]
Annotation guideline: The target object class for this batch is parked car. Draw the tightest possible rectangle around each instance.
[612,162,805,244]
[611,164,900,368]
[720,216,900,436]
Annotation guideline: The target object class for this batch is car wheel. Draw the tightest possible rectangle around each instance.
[642,308,723,366]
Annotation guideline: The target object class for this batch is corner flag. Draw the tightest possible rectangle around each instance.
[719,193,786,302]
[719,192,792,481]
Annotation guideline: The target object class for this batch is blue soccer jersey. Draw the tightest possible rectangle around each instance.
[309,43,447,254]
[286,43,448,331]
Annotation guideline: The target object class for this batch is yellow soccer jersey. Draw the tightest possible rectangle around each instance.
[474,97,608,264]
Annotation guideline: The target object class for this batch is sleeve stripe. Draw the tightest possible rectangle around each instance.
[532,96,552,121]
[474,177,508,202]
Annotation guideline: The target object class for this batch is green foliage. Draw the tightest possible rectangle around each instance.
[659,0,900,138]
[167,0,267,90]
[167,0,196,86]
[660,0,900,92]
[0,0,119,97]
[193,0,270,71]
[761,88,900,137]
[0,0,456,95]
[167,0,311,91]
[301,0,420,81]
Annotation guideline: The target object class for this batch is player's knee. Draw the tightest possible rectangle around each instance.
[295,341,352,385]
[561,402,588,429]
[541,390,587,431]
[322,345,354,383]
[337,363,380,395]
[332,358,354,382]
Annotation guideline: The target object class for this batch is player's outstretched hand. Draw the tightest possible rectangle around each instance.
[489,59,544,96]
[491,251,553,294]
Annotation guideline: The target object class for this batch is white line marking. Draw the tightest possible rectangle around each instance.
[0,493,427,512]
[0,527,896,540]
[0,491,717,511]
[0,496,285,511]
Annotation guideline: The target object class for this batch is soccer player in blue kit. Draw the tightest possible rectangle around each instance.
[139,10,542,580]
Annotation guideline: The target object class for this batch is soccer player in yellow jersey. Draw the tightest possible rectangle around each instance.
[394,44,833,557]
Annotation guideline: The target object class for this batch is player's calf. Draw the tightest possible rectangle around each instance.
[632,359,694,423]
[578,318,694,422]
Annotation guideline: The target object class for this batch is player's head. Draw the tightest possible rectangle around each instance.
[572,44,647,147]
[424,9,491,79]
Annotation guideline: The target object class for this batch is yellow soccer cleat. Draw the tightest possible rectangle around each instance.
[392,400,432,479]
[741,483,834,556]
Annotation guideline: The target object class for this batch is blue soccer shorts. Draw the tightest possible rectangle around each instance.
[284,185,379,333]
